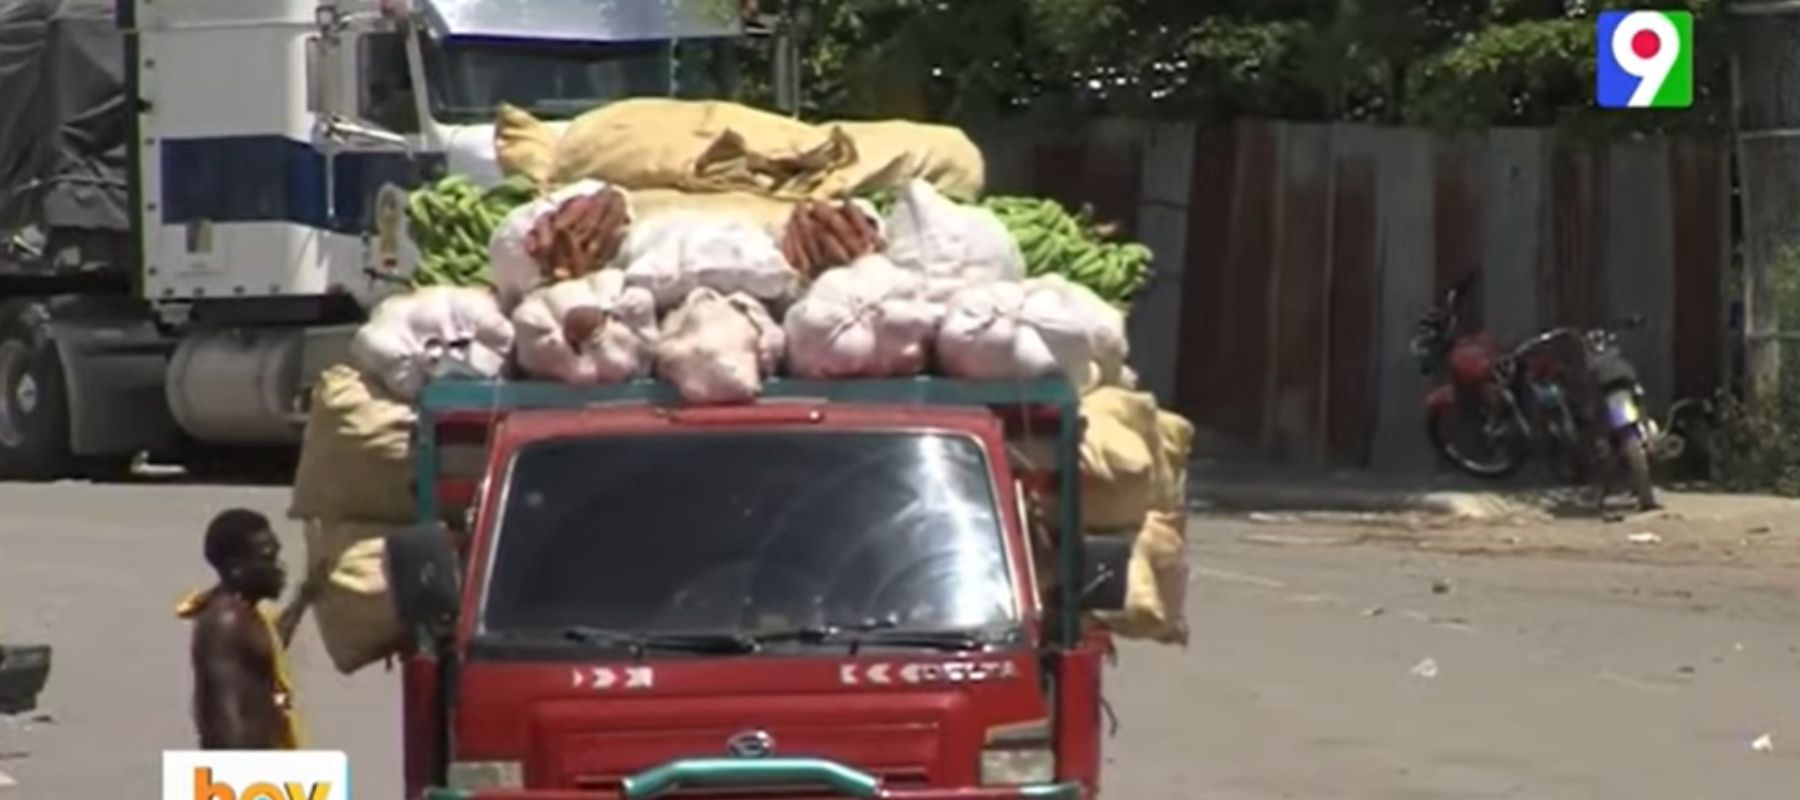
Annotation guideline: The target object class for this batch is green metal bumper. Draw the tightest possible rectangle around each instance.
[422,757,1084,799]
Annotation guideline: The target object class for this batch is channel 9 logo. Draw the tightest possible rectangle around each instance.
[1596,10,1693,109]
[162,751,348,800]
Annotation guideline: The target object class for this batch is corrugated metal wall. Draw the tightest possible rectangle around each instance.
[975,119,1733,470]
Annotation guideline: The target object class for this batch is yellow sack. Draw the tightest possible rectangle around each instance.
[518,99,990,203]
[547,99,851,198]
[1152,409,1196,513]
[629,188,798,232]
[303,521,406,675]
[288,364,416,524]
[494,103,563,188]
[1078,388,1163,531]
[1092,510,1189,644]
[817,120,986,200]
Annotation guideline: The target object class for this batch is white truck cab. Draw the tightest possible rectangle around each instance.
[0,0,749,478]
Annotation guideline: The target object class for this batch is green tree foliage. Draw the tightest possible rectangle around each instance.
[738,0,1728,131]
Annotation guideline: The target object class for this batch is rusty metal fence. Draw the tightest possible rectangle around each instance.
[974,119,1734,470]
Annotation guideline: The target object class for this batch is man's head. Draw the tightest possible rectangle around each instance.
[204,509,287,601]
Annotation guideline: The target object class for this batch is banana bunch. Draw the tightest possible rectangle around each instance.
[406,175,540,289]
[980,196,1153,309]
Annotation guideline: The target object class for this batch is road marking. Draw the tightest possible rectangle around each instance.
[1191,566,1286,589]
[1594,669,1679,694]
[0,768,16,789]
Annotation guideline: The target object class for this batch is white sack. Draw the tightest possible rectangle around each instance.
[622,212,800,309]
[512,270,658,385]
[349,287,514,400]
[936,280,1095,384]
[656,288,785,404]
[784,255,940,379]
[488,179,622,309]
[1028,273,1130,389]
[883,179,1024,301]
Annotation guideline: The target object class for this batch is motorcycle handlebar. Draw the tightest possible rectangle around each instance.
[1511,317,1643,357]
[1508,326,1581,358]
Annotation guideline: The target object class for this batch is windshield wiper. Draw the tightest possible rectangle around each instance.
[555,627,761,658]
[750,619,994,654]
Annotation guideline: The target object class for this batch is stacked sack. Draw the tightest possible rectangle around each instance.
[331,95,1192,651]
[290,286,513,674]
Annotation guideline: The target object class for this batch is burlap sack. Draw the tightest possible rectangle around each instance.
[817,120,985,199]
[303,521,406,675]
[548,99,847,198]
[288,364,416,524]
[1091,510,1190,644]
[494,103,562,188]
[502,98,988,203]
[628,188,797,231]
[1154,409,1196,512]
[1077,388,1164,531]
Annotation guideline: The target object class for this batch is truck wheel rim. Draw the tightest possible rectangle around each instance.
[0,341,30,448]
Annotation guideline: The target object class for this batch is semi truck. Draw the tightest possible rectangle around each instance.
[0,0,757,479]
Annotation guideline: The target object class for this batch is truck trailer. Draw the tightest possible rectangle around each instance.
[0,0,753,479]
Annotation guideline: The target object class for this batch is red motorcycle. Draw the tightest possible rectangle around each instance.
[1409,279,1585,480]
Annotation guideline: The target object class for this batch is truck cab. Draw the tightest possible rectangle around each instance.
[389,378,1129,799]
[0,0,749,479]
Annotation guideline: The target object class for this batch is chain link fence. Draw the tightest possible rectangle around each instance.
[1718,8,1800,494]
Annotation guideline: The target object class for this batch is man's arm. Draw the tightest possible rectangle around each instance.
[193,604,277,750]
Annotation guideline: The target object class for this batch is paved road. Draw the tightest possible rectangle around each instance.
[2,484,1799,798]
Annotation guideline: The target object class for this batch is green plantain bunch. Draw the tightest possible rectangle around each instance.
[979,196,1153,309]
[405,174,540,289]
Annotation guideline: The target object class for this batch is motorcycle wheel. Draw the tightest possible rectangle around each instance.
[1426,403,1525,479]
[1618,430,1659,511]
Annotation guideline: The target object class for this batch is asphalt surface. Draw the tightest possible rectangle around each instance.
[2,483,1799,798]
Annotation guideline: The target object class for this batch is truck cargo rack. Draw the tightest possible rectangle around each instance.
[412,376,1087,645]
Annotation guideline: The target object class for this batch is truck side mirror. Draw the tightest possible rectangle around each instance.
[385,523,462,642]
[1077,536,1132,612]
[304,35,341,115]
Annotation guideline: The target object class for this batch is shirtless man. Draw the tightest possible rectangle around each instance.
[176,509,324,749]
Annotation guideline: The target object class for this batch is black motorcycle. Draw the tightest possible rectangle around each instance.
[1555,319,1668,511]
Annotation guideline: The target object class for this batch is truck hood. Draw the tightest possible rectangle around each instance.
[452,653,1043,792]
[439,121,572,188]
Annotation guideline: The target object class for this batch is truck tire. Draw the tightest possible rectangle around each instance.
[0,300,74,480]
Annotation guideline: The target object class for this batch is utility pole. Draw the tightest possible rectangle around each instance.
[773,0,807,116]
[742,0,804,116]
[1731,1,1800,399]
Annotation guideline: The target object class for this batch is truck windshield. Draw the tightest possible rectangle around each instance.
[419,35,733,124]
[479,431,1020,644]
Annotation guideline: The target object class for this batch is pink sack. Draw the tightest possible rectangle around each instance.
[513,271,658,385]
[655,288,785,404]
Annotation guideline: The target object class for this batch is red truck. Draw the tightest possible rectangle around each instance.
[385,377,1130,800]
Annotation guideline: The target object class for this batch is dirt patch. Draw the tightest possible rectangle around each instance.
[1215,490,1800,570]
